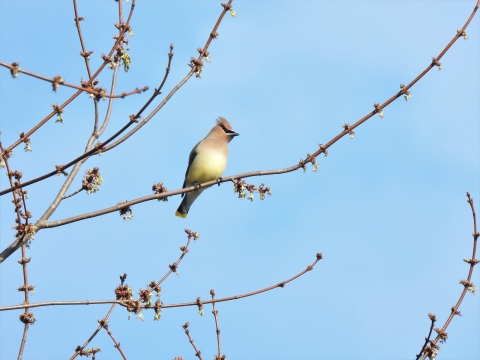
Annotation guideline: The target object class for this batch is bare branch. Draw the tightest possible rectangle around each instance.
[150,229,198,292]
[2,253,323,312]
[70,305,117,360]
[157,253,323,310]
[102,0,234,152]
[72,0,92,78]
[96,64,120,137]
[1,0,476,204]
[0,62,148,98]
[0,0,235,198]
[210,290,223,360]
[17,324,29,360]
[418,192,479,359]
[0,0,135,155]
[61,188,84,200]
[0,139,34,359]
[415,314,437,360]
[182,322,203,360]
[102,323,127,360]
[130,44,174,121]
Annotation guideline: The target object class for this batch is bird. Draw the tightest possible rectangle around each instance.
[175,117,239,218]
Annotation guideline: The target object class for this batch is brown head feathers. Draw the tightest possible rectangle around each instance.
[216,117,234,132]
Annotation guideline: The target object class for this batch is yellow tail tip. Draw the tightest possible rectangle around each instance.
[175,211,187,218]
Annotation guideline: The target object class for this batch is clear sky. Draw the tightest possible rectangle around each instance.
[0,1,479,359]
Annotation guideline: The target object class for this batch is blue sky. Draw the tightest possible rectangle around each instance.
[1,1,479,359]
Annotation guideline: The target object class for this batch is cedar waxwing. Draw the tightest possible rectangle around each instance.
[175,117,239,218]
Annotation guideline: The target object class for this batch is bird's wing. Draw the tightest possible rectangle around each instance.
[181,141,200,196]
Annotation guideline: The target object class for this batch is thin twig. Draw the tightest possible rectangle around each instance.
[103,323,127,360]
[149,229,196,293]
[102,0,234,153]
[418,192,479,359]
[210,290,223,360]
[0,300,123,311]
[0,0,234,197]
[0,0,135,155]
[118,0,124,27]
[17,324,29,360]
[0,45,173,198]
[101,69,194,152]
[182,322,203,360]
[17,244,31,360]
[92,100,100,138]
[0,140,32,360]
[131,44,174,121]
[0,0,230,198]
[96,64,120,137]
[70,305,116,360]
[1,253,323,312]
[158,253,323,310]
[119,229,197,322]
[415,314,437,360]
[72,0,92,78]
[0,300,124,312]
[62,188,84,200]
[0,62,147,98]
[18,184,32,360]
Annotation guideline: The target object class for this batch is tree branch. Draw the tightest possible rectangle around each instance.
[182,322,203,360]
[0,0,135,155]
[210,290,223,360]
[72,0,92,79]
[0,0,234,197]
[0,62,147,98]
[1,252,323,312]
[418,192,479,359]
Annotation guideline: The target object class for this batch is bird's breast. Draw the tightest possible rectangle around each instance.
[186,148,228,186]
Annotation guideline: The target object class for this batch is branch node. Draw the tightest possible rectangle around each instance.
[432,57,442,70]
[457,29,468,40]
[373,103,384,118]
[129,114,139,123]
[18,257,31,265]
[400,84,412,101]
[196,296,204,316]
[55,164,68,176]
[152,182,169,202]
[117,201,133,220]
[10,62,20,78]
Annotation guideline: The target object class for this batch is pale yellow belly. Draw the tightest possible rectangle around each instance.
[186,150,227,187]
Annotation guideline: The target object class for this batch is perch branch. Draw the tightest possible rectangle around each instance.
[0,0,234,197]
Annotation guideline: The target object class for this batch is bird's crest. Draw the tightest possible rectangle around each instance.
[216,117,233,131]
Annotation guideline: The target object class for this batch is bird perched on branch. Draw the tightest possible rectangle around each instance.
[175,117,239,218]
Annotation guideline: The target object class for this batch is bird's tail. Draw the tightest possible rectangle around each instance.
[175,197,188,218]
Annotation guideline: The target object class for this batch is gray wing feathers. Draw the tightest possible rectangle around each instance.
[181,141,200,197]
